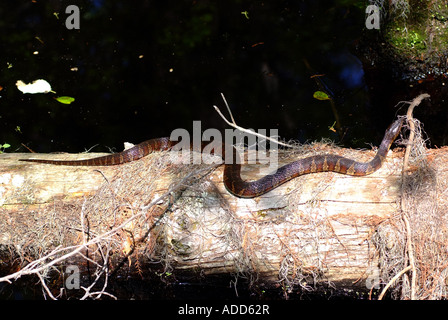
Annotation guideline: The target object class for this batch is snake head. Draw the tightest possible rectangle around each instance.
[387,118,403,140]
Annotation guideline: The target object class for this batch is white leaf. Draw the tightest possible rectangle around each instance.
[16,79,52,94]
[123,142,135,150]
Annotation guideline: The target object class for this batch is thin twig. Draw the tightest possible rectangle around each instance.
[403,213,416,300]
[220,92,236,125]
[37,272,58,300]
[213,93,295,148]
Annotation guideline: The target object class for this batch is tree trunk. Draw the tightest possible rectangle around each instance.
[1,145,445,296]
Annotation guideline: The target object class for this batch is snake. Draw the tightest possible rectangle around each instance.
[19,118,403,198]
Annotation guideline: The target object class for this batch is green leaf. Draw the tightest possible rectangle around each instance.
[313,91,330,101]
[241,11,249,19]
[2,143,11,149]
[55,96,75,104]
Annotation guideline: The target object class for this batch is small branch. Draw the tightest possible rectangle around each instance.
[37,272,58,300]
[402,93,430,172]
[213,93,295,148]
[403,213,416,300]
[399,93,429,300]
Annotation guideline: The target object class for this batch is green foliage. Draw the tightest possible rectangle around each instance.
[313,90,330,101]
[0,143,11,153]
[54,96,75,104]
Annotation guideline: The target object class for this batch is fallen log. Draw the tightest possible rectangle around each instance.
[0,144,447,298]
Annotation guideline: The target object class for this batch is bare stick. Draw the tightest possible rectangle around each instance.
[402,93,430,172]
[220,92,236,125]
[37,272,58,300]
[213,93,295,148]
[401,93,429,300]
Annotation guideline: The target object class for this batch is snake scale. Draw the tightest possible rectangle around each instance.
[20,119,403,198]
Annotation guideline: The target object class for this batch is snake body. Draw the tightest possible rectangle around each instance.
[20,119,403,198]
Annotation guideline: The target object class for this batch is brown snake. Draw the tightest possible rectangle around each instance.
[20,119,403,198]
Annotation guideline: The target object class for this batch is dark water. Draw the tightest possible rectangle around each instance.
[1,0,413,155]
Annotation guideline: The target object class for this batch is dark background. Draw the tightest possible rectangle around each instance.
[0,0,408,155]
